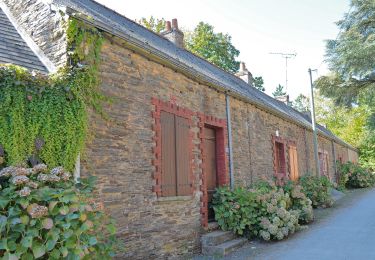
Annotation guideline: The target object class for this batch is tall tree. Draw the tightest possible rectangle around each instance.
[185,22,240,73]
[272,84,287,97]
[315,0,375,169]
[314,91,370,148]
[137,16,166,33]
[253,76,265,92]
[292,94,310,113]
[136,19,240,73]
[316,0,375,106]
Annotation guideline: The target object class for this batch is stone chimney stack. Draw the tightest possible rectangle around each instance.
[235,62,254,86]
[161,18,184,48]
[275,95,291,106]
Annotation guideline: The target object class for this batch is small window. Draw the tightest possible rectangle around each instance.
[160,111,191,197]
[289,145,299,181]
[274,141,286,178]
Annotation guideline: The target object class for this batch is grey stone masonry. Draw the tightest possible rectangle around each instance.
[0,7,47,72]
[201,230,247,256]
[2,0,68,69]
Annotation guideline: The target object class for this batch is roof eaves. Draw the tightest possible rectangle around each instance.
[54,0,357,152]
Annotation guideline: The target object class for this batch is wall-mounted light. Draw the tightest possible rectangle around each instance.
[276,130,280,137]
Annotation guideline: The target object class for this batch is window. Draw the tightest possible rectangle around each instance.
[288,145,299,181]
[319,151,329,176]
[274,141,286,179]
[160,111,191,196]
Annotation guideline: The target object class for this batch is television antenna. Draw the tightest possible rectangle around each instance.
[269,52,297,92]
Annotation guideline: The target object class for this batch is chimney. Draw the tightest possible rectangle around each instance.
[303,110,312,119]
[275,95,291,106]
[235,62,254,86]
[161,18,184,48]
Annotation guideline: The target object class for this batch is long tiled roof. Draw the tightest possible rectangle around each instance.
[0,7,47,72]
[54,0,355,150]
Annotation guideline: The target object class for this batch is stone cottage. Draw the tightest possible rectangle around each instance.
[0,0,358,258]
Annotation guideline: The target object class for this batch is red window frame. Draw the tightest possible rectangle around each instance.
[272,135,287,185]
[151,98,194,197]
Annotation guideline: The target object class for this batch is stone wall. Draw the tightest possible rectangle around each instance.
[82,38,228,259]
[80,35,361,258]
[230,97,309,185]
[2,0,67,68]
[81,35,359,258]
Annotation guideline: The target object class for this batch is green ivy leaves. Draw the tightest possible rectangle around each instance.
[0,66,87,171]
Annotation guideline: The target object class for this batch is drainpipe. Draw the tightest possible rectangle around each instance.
[331,140,337,181]
[225,93,234,190]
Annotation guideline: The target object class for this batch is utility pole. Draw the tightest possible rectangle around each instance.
[269,52,297,92]
[308,68,320,176]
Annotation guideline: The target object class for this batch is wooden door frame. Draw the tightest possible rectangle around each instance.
[272,135,287,185]
[198,113,228,228]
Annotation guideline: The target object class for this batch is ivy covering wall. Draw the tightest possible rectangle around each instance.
[0,17,104,171]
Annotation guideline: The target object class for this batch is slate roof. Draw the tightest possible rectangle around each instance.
[54,0,355,150]
[0,7,47,73]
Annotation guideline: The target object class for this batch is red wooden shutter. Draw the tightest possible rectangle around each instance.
[161,111,177,196]
[289,145,299,181]
[175,116,191,196]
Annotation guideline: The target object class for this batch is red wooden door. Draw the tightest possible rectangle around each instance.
[204,127,217,222]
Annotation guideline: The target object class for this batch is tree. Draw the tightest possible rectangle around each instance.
[314,91,369,147]
[136,19,240,73]
[272,84,287,97]
[185,22,240,73]
[253,76,265,92]
[137,16,166,33]
[316,0,375,105]
[292,94,310,113]
[315,0,375,169]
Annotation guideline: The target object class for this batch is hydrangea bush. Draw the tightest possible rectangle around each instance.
[338,162,375,188]
[299,175,333,208]
[282,181,313,224]
[0,164,117,259]
[213,180,313,241]
[212,187,258,236]
[255,187,299,241]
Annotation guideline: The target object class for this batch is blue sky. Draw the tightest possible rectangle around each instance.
[95,0,350,99]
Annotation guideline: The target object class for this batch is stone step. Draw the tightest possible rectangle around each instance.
[201,230,236,247]
[202,237,248,256]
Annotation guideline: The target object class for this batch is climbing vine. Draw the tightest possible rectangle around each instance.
[0,17,105,171]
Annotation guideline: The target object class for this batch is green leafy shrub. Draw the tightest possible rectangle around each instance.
[336,161,350,190]
[338,161,375,188]
[299,175,333,208]
[0,164,117,259]
[255,186,299,241]
[282,181,313,224]
[212,187,258,235]
[213,181,312,241]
